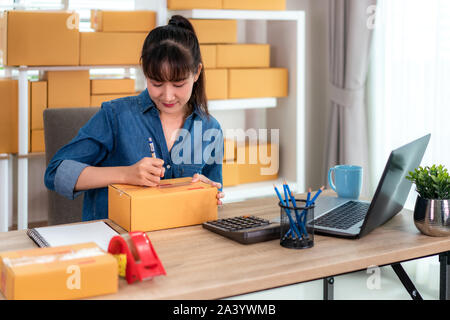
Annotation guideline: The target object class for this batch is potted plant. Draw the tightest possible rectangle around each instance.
[406,165,450,236]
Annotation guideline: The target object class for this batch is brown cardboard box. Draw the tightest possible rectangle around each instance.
[0,79,18,154]
[80,32,147,65]
[0,11,79,66]
[205,69,227,100]
[90,93,138,107]
[91,10,156,32]
[30,81,47,130]
[228,68,288,98]
[91,78,135,95]
[222,0,286,10]
[189,19,237,44]
[216,44,270,68]
[108,177,218,232]
[0,243,118,300]
[200,45,216,69]
[167,0,222,9]
[222,161,239,187]
[236,142,279,184]
[30,129,45,153]
[224,138,236,161]
[46,71,90,108]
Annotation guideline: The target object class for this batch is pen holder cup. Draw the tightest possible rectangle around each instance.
[279,199,315,249]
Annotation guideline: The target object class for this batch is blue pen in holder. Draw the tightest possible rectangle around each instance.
[278,199,315,249]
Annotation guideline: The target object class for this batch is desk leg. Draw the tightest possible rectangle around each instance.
[440,251,449,300]
[391,263,423,300]
[323,277,334,300]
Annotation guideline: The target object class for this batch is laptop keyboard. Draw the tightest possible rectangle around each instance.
[314,201,370,230]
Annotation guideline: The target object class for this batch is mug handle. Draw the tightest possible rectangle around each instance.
[328,167,337,192]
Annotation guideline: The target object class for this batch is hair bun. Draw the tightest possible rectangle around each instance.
[168,15,195,33]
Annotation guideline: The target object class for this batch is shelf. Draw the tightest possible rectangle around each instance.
[10,65,140,71]
[222,178,299,204]
[168,9,304,21]
[209,97,276,111]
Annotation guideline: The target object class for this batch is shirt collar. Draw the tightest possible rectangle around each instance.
[138,88,205,119]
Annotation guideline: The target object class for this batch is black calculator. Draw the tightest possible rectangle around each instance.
[202,216,280,244]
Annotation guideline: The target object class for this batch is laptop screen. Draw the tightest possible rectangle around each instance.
[359,134,431,237]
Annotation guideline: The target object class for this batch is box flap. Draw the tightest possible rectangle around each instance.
[110,177,215,198]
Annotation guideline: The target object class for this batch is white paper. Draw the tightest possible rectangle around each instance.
[33,221,119,252]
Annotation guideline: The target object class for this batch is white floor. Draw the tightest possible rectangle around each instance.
[226,256,441,300]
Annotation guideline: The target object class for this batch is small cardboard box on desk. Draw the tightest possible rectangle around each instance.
[109,177,218,232]
[0,243,118,300]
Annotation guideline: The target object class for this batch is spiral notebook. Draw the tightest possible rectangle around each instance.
[27,221,119,252]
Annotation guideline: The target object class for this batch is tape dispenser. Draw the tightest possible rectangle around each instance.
[108,231,166,284]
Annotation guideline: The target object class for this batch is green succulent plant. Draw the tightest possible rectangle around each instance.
[406,164,450,200]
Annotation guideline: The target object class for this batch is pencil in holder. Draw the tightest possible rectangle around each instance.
[279,199,314,249]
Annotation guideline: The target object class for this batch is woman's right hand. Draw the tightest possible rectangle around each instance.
[124,157,165,187]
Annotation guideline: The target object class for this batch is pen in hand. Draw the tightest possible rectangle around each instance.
[148,137,156,158]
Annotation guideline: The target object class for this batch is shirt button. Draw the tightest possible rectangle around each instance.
[166,165,171,169]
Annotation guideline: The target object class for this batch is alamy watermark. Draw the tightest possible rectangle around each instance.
[66,265,81,290]
[366,265,381,290]
[367,4,377,30]
[169,121,280,176]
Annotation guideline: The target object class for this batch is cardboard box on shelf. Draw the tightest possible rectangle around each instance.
[45,71,90,108]
[0,79,18,154]
[80,32,147,65]
[167,0,222,10]
[0,10,79,66]
[236,142,279,184]
[224,138,236,161]
[30,81,47,130]
[216,44,270,68]
[109,177,218,232]
[189,19,237,44]
[222,0,286,10]
[200,45,217,69]
[204,69,227,100]
[222,161,239,187]
[30,129,45,153]
[90,92,139,107]
[91,10,156,32]
[0,243,118,300]
[90,78,135,95]
[221,141,278,185]
[228,68,288,98]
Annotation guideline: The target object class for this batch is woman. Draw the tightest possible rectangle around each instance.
[44,15,224,221]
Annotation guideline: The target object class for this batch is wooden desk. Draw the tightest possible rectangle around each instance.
[1,190,449,300]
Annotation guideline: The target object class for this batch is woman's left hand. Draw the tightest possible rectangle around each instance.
[192,173,225,205]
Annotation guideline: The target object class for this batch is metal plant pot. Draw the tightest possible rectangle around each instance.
[413,196,450,237]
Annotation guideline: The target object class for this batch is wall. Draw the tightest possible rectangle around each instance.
[287,0,329,190]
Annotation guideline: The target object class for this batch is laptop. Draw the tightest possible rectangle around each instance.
[311,134,431,239]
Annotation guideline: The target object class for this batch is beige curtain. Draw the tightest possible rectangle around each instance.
[325,0,376,196]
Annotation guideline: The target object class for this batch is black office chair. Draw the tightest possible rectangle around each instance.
[43,107,100,226]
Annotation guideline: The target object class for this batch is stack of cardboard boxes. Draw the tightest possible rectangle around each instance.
[193,19,288,100]
[0,79,18,154]
[0,10,155,153]
[82,10,154,65]
[167,0,286,11]
[171,1,286,186]
[223,139,279,187]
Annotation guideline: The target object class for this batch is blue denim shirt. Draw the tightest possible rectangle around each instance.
[44,89,223,221]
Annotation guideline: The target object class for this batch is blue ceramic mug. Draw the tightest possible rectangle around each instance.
[328,165,363,199]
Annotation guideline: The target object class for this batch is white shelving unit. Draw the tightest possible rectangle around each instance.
[0,154,11,232]
[165,8,306,203]
[209,97,276,111]
[3,3,305,228]
[12,65,142,230]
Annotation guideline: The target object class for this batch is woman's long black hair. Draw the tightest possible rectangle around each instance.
[140,15,208,116]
